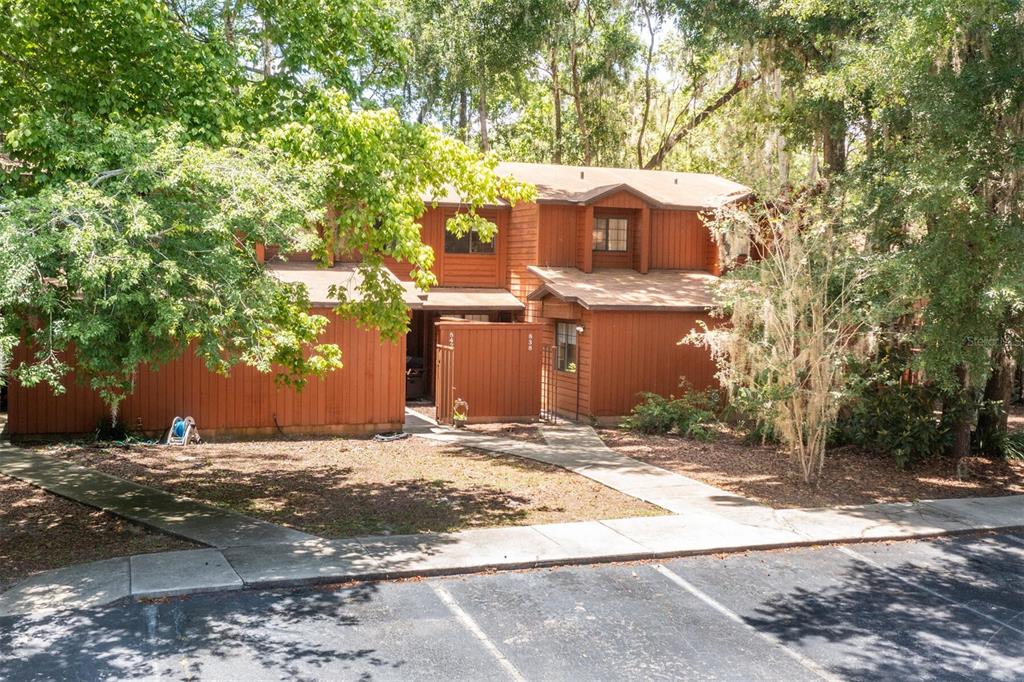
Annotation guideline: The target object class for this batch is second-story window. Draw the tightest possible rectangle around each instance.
[593,216,629,252]
[445,228,496,254]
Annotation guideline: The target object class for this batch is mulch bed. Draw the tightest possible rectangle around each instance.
[601,424,1024,509]
[0,475,195,590]
[38,435,660,539]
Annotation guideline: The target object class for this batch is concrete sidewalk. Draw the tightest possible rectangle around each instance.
[407,412,768,520]
[2,492,1022,617]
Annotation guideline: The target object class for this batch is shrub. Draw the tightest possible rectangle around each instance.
[718,384,780,445]
[1001,432,1024,460]
[833,382,950,468]
[622,385,718,441]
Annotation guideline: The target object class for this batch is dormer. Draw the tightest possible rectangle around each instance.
[502,163,750,276]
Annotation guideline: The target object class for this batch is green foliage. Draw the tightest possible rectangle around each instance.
[622,385,718,441]
[0,0,533,421]
[718,385,780,445]
[834,382,951,469]
[999,432,1024,461]
[2,124,340,411]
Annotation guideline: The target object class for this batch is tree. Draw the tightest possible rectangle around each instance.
[690,191,871,481]
[832,0,1024,456]
[392,0,558,149]
[0,0,532,423]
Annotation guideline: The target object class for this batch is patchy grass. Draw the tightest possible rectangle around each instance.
[601,426,1024,509]
[39,436,661,538]
[0,475,195,590]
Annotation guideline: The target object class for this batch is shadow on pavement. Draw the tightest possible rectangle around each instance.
[0,582,396,680]
[740,533,1024,680]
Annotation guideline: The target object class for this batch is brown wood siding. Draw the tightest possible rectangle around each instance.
[435,321,543,421]
[442,254,501,287]
[649,209,712,270]
[383,207,509,287]
[539,312,592,417]
[587,310,717,417]
[537,204,578,267]
[7,310,405,437]
[576,206,594,273]
[507,202,541,318]
[589,190,648,210]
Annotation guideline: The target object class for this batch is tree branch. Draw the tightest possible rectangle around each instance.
[643,70,762,170]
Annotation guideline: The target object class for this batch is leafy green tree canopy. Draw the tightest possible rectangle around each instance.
[0,0,532,419]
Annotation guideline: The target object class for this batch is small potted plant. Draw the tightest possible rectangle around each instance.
[452,397,469,428]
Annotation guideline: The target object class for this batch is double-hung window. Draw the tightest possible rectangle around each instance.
[592,216,628,252]
[555,322,578,373]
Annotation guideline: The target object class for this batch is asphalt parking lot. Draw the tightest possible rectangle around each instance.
[3,531,1023,681]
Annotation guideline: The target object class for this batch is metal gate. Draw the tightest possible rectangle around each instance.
[540,345,559,423]
[434,343,455,424]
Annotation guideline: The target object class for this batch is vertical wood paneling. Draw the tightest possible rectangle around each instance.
[537,205,578,267]
[434,321,542,420]
[587,310,718,417]
[649,209,713,270]
[384,207,509,288]
[506,202,541,319]
[7,310,406,437]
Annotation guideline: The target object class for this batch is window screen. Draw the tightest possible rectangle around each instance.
[592,216,629,252]
[555,322,578,372]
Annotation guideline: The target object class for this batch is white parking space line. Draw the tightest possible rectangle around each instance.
[652,564,841,682]
[431,582,528,682]
[837,546,1024,638]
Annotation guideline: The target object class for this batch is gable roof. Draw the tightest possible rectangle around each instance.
[498,162,750,210]
[425,162,750,211]
[528,266,718,311]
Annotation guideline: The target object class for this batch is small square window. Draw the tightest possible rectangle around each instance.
[555,322,578,373]
[593,216,628,252]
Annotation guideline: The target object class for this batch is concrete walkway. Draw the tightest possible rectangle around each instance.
[406,411,768,521]
[0,446,314,548]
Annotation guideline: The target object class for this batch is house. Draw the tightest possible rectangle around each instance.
[4,163,749,438]
[383,163,749,423]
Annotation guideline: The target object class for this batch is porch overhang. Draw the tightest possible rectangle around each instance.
[268,262,379,307]
[527,266,718,312]
[402,285,524,312]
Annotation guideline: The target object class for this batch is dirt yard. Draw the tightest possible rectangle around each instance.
[38,435,660,539]
[0,475,195,590]
[601,425,1024,509]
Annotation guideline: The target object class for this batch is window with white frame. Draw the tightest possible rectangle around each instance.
[592,215,629,252]
[555,322,578,372]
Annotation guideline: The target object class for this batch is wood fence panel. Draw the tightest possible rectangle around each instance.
[434,321,543,422]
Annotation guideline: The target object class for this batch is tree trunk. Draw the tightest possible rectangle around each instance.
[822,113,847,176]
[636,3,657,167]
[550,46,563,164]
[949,364,974,458]
[569,37,591,164]
[458,89,468,143]
[977,339,1016,451]
[478,63,490,152]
